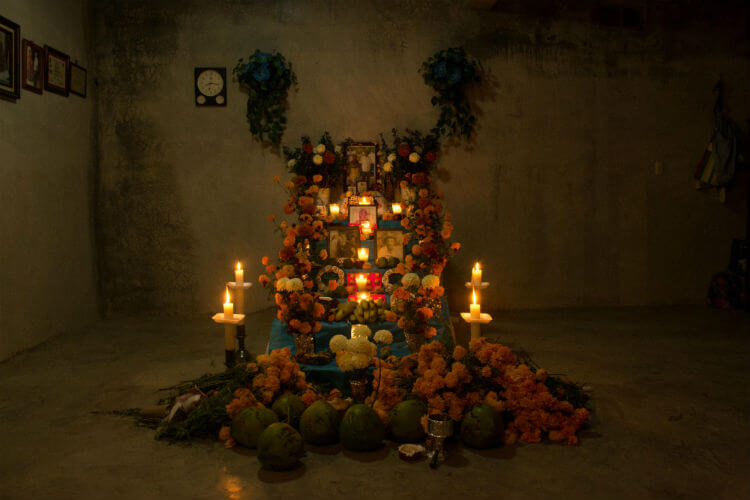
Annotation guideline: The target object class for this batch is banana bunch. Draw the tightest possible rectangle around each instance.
[334,299,389,324]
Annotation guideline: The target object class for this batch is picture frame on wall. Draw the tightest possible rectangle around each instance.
[376,229,404,262]
[0,15,21,100]
[348,204,377,228]
[69,62,86,97]
[43,45,69,96]
[328,226,360,262]
[22,39,43,94]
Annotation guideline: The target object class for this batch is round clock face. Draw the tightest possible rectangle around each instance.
[197,69,224,97]
[215,95,225,105]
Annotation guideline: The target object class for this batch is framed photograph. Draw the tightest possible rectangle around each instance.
[0,16,20,99]
[348,204,377,228]
[328,227,360,262]
[345,141,377,186]
[376,229,404,261]
[22,39,43,94]
[69,62,86,97]
[43,45,69,96]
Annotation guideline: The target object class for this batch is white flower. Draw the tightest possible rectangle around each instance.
[286,278,304,292]
[401,273,420,288]
[315,144,326,154]
[351,353,372,370]
[383,162,393,172]
[334,145,342,153]
[313,154,323,165]
[387,153,396,162]
[276,277,289,291]
[348,337,374,355]
[287,159,297,168]
[351,324,372,339]
[374,329,393,345]
[421,274,440,289]
[409,152,420,163]
[336,352,354,372]
[329,334,349,353]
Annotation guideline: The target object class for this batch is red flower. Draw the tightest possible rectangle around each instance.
[425,151,437,162]
[323,151,335,165]
[303,143,313,154]
[397,142,410,157]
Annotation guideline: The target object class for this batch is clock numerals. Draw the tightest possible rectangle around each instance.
[195,67,227,107]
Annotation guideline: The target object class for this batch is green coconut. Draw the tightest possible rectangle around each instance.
[339,404,385,451]
[387,400,427,443]
[299,400,340,445]
[460,403,504,449]
[271,393,306,429]
[375,257,389,269]
[257,423,305,471]
[230,407,278,448]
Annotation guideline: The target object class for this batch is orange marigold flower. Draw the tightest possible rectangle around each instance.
[312,174,323,183]
[268,214,276,222]
[265,264,277,274]
[313,302,326,318]
[328,280,338,291]
[450,242,461,252]
[261,256,270,266]
[425,326,437,338]
[218,426,231,441]
[283,201,296,214]
[273,175,281,183]
[411,245,422,256]
[313,321,322,333]
[259,274,271,287]
[453,345,467,360]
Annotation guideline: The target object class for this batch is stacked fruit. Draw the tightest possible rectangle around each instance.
[334,298,390,323]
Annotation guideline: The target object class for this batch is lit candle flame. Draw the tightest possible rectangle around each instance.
[236,261,242,271]
[474,262,480,272]
[225,287,231,305]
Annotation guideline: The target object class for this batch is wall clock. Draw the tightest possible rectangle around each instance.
[194,67,226,106]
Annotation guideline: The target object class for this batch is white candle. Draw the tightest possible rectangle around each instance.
[470,288,481,319]
[361,220,373,237]
[356,274,368,291]
[360,196,371,205]
[329,203,340,217]
[471,262,482,286]
[223,287,234,319]
[235,262,244,285]
[358,247,369,262]
[224,324,235,351]
[392,203,402,215]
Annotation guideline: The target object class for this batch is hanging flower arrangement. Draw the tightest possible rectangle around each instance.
[420,47,481,140]
[233,50,297,145]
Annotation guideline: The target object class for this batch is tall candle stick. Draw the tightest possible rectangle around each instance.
[470,288,481,319]
[471,262,482,287]
[235,262,244,285]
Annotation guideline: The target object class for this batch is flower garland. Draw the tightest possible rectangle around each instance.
[420,47,481,140]
[233,50,297,145]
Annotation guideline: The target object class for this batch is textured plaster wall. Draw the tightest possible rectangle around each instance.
[92,0,750,316]
[0,0,97,359]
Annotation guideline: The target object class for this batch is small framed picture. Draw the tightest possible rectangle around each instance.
[328,227,360,262]
[376,229,404,261]
[345,141,377,185]
[356,180,368,194]
[348,204,377,228]
[22,39,43,94]
[69,62,86,97]
[43,45,69,96]
[0,16,20,100]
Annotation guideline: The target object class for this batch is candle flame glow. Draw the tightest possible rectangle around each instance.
[472,288,477,305]
[236,261,242,271]
[474,262,480,272]
[225,287,231,305]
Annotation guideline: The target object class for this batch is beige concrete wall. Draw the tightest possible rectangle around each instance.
[91,0,749,316]
[0,0,98,359]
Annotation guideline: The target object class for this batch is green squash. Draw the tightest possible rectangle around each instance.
[257,423,305,471]
[339,404,385,451]
[387,400,427,443]
[230,407,278,448]
[299,400,340,445]
[271,393,306,429]
[460,403,504,449]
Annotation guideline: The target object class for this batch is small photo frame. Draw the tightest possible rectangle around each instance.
[376,229,404,262]
[345,141,377,185]
[0,16,20,100]
[43,45,69,96]
[348,204,377,228]
[356,180,368,195]
[69,62,86,97]
[22,39,43,94]
[328,227,360,262]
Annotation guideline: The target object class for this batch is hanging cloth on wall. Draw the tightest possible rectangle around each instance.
[694,80,738,188]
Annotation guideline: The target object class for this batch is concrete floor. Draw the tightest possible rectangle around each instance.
[1,306,748,500]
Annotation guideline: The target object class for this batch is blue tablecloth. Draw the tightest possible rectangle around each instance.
[267,296,451,391]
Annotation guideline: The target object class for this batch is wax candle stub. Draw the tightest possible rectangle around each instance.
[392,203,402,215]
[329,204,340,216]
[235,262,244,284]
[470,288,481,319]
[358,247,369,262]
[471,262,482,286]
[223,287,234,319]
[356,274,368,291]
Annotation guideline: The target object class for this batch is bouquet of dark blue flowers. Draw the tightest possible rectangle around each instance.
[233,50,297,145]
[420,47,481,141]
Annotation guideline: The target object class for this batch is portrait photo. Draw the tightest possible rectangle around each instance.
[0,16,20,99]
[22,39,43,94]
[345,142,377,184]
[328,227,359,262]
[348,204,376,228]
[376,229,404,261]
